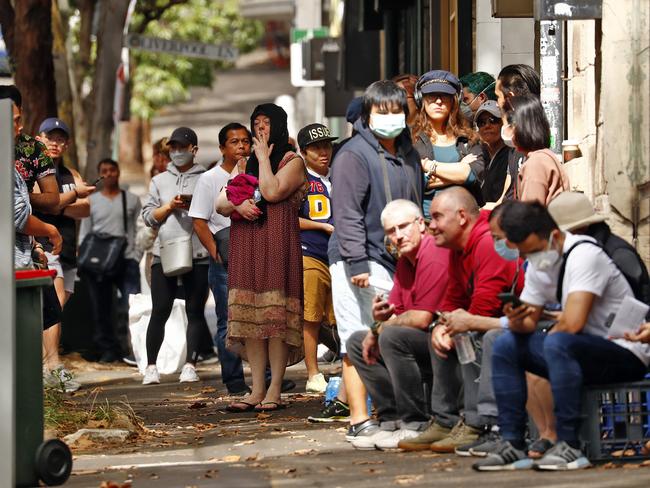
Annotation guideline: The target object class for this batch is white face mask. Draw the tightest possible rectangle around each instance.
[501,123,515,148]
[170,150,194,167]
[526,234,560,272]
[369,113,406,139]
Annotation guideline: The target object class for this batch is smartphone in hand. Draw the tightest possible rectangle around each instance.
[92,175,104,186]
[497,292,523,309]
[179,194,193,204]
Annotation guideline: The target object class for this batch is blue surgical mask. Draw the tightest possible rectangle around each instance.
[369,113,406,139]
[494,238,519,261]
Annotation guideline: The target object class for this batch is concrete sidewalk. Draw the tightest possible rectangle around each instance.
[59,360,650,487]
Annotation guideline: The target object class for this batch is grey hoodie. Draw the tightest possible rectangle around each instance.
[142,162,208,260]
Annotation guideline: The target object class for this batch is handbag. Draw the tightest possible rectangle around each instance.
[78,191,127,278]
[159,235,193,276]
[214,227,230,269]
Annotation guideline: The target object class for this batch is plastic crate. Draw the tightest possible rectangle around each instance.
[579,379,650,462]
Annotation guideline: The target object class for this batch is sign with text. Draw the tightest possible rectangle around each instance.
[125,34,238,62]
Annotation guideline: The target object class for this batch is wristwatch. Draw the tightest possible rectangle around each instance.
[370,321,383,337]
[427,322,437,333]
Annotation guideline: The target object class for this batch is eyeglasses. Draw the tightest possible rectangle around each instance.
[385,219,418,238]
[475,116,501,128]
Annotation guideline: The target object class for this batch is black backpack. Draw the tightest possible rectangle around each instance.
[556,225,650,311]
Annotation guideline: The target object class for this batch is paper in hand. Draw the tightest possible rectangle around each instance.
[368,275,393,295]
[608,295,650,339]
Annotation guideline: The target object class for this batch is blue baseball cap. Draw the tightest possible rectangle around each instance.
[417,70,461,96]
[38,117,71,137]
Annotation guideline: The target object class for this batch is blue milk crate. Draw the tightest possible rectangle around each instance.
[579,380,650,462]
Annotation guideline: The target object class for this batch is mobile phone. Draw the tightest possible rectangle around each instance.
[497,292,523,308]
[92,175,104,186]
[179,194,193,203]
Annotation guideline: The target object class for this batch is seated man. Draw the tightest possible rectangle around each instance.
[474,201,650,471]
[346,199,449,450]
[399,186,523,453]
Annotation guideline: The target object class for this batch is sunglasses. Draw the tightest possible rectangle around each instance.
[475,116,501,128]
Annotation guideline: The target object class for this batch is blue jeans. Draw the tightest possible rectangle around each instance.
[492,331,647,444]
[208,257,246,392]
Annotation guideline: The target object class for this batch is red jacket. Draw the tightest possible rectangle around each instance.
[440,210,524,317]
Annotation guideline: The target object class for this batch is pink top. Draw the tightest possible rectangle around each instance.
[518,148,570,205]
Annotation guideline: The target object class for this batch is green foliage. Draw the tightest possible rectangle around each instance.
[130,0,263,119]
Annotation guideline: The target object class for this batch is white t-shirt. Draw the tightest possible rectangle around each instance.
[188,165,231,234]
[521,231,650,366]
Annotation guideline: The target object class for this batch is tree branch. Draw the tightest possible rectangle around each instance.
[132,0,189,34]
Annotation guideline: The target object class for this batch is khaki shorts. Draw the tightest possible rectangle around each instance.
[303,255,336,325]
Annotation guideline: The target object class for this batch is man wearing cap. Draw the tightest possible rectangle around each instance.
[297,123,338,393]
[36,118,95,391]
[473,101,518,205]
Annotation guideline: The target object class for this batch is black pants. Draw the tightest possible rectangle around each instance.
[146,262,209,365]
[347,327,432,428]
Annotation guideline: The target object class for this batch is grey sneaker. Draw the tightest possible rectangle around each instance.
[397,421,451,451]
[533,441,591,471]
[44,366,81,393]
[472,440,533,471]
[345,419,380,442]
[456,430,502,457]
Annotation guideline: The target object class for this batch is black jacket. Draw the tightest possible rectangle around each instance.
[330,119,423,275]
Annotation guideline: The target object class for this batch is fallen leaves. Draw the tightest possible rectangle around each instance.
[291,449,317,456]
[99,482,131,488]
[612,449,637,458]
[221,455,241,463]
[394,474,423,485]
[233,440,256,446]
[188,401,207,410]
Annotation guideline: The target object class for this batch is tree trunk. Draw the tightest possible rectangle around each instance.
[84,0,131,181]
[0,0,58,135]
[51,0,79,169]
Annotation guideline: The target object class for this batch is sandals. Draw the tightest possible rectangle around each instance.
[225,401,257,413]
[528,438,555,458]
[254,401,287,412]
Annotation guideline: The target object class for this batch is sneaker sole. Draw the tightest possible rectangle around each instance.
[142,379,160,385]
[468,448,489,457]
[533,458,591,471]
[197,358,220,365]
[397,442,436,452]
[473,459,534,471]
[305,387,327,393]
[430,444,457,453]
[179,378,200,383]
[454,449,473,457]
[307,416,349,423]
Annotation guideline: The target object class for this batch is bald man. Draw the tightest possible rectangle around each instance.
[399,186,524,454]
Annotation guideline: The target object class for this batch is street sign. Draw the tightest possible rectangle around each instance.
[290,27,329,44]
[125,34,238,62]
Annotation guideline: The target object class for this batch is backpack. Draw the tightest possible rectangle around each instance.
[556,231,650,310]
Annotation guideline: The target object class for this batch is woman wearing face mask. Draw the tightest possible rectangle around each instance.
[412,70,485,216]
[326,80,423,437]
[141,127,210,385]
[216,103,307,412]
[504,95,570,204]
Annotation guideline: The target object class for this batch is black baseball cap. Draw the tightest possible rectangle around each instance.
[297,123,337,149]
[417,70,461,96]
[38,117,71,137]
[168,126,198,147]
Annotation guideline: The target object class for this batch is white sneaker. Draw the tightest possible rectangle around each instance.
[179,363,200,383]
[142,365,160,385]
[306,372,328,393]
[351,429,396,450]
[44,366,81,393]
[375,428,421,450]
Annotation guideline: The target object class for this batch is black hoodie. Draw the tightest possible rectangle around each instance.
[330,119,423,275]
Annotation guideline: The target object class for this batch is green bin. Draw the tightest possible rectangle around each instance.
[15,269,72,487]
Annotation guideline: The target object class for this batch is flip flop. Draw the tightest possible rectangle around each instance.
[253,401,287,412]
[225,401,257,413]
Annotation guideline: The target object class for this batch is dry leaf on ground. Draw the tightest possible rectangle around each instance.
[221,455,241,463]
[394,474,423,485]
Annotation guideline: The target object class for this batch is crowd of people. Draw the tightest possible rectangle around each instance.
[6,61,650,471]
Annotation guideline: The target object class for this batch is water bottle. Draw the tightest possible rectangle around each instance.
[367,394,373,417]
[453,333,476,365]
[325,376,341,404]
[253,187,262,203]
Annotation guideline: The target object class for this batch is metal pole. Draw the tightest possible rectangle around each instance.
[539,19,564,153]
[0,98,16,486]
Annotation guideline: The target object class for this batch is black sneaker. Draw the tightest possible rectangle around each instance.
[345,419,379,442]
[197,351,219,365]
[456,430,502,457]
[532,441,591,471]
[307,399,350,423]
[318,350,338,363]
[122,354,137,367]
[472,440,533,471]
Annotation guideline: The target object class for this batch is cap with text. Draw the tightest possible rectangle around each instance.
[297,123,338,149]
